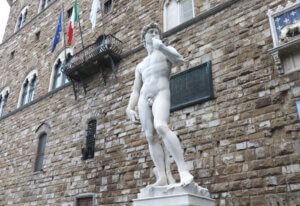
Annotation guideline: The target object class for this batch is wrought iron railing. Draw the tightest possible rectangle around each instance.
[64,34,122,71]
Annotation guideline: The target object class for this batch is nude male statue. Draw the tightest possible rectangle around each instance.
[126,23,193,186]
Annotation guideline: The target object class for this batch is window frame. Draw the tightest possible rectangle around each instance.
[34,133,47,172]
[14,6,29,33]
[33,123,51,173]
[38,0,52,13]
[74,193,96,206]
[49,48,73,91]
[18,70,38,108]
[0,87,10,117]
[163,0,195,32]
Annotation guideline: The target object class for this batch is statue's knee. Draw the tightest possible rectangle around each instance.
[154,122,168,136]
[145,134,156,144]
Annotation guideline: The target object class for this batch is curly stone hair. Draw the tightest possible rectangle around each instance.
[141,22,163,41]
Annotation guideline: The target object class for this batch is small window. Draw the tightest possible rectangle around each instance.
[104,0,112,14]
[76,197,93,206]
[35,133,47,171]
[35,31,40,41]
[67,7,73,18]
[10,51,15,60]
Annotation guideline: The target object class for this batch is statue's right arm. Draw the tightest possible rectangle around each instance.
[126,66,142,123]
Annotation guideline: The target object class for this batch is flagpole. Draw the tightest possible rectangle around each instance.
[77,4,86,62]
[62,3,67,64]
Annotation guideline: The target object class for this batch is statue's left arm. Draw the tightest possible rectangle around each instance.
[153,38,184,66]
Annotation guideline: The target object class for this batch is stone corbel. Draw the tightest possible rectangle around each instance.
[271,51,284,75]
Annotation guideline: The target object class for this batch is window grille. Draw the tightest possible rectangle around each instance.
[82,120,96,160]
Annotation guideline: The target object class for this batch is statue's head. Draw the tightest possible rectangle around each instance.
[141,22,162,42]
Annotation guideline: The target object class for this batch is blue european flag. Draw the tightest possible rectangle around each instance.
[297,101,300,120]
[51,10,63,53]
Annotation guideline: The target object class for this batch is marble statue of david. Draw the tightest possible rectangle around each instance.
[126,22,194,186]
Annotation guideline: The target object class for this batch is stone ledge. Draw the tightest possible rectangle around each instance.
[133,193,215,206]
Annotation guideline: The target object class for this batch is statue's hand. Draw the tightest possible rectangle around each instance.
[126,109,140,124]
[153,38,163,50]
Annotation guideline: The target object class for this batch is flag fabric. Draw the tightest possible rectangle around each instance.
[51,10,63,53]
[68,0,79,45]
[90,0,100,32]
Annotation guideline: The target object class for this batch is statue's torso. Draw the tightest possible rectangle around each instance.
[139,50,172,100]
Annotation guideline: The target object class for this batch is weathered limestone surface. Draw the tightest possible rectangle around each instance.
[0,0,299,206]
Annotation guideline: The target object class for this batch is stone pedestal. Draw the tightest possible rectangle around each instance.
[133,182,215,206]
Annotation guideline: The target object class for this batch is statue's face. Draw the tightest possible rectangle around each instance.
[145,28,160,45]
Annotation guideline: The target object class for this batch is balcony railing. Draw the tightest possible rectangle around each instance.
[63,35,122,99]
[64,34,122,81]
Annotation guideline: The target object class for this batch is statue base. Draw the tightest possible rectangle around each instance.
[133,182,215,206]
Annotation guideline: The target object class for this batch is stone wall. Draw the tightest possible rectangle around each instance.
[0,0,300,205]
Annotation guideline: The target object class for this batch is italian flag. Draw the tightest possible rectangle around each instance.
[68,0,78,45]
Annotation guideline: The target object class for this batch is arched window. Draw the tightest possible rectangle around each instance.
[163,0,194,31]
[38,0,52,13]
[18,71,38,107]
[0,87,9,117]
[35,133,47,171]
[49,49,72,91]
[15,6,28,32]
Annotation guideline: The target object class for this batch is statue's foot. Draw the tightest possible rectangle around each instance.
[151,178,168,186]
[180,171,194,186]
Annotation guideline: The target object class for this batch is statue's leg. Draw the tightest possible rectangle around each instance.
[163,143,176,184]
[138,97,168,186]
[152,90,193,186]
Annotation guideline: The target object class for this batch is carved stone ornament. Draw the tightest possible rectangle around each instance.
[267,0,300,74]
